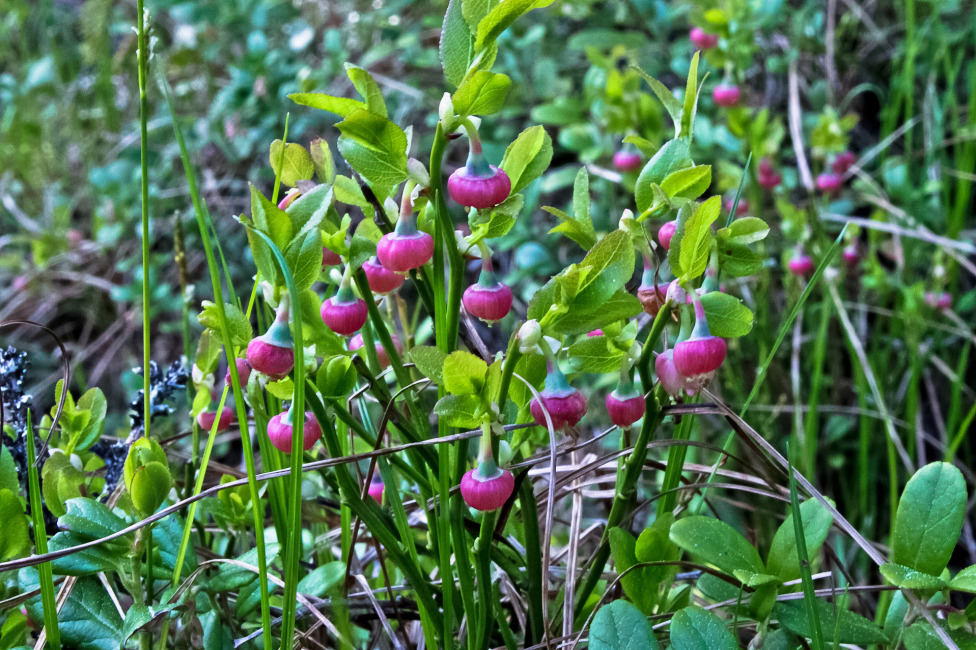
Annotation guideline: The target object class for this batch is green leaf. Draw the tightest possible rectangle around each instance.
[566,336,625,374]
[717,242,764,278]
[344,64,387,118]
[452,70,511,116]
[672,196,720,281]
[546,167,597,249]
[462,0,495,30]
[892,462,967,577]
[316,356,357,398]
[470,195,522,241]
[298,562,345,597]
[474,0,554,51]
[41,452,84,518]
[0,489,29,561]
[198,301,252,348]
[680,52,701,139]
[22,574,123,650]
[440,0,474,88]
[669,516,764,576]
[249,184,293,269]
[765,497,833,581]
[949,565,976,593]
[309,138,336,184]
[880,563,947,590]
[210,543,281,592]
[902,621,976,650]
[350,219,381,268]
[409,346,447,383]
[288,93,366,118]
[635,138,693,214]
[442,350,488,395]
[633,66,682,135]
[50,530,127,576]
[542,290,641,337]
[335,109,408,198]
[609,528,657,615]
[699,292,754,338]
[284,228,323,293]
[284,182,333,236]
[670,606,737,650]
[434,394,484,428]
[0,446,19,493]
[269,140,314,187]
[500,125,553,194]
[573,230,635,307]
[74,387,106,452]
[775,600,888,645]
[590,600,659,650]
[660,166,711,201]
[732,570,782,587]
[726,216,770,244]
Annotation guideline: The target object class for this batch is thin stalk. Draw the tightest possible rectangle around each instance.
[656,400,697,518]
[788,442,825,650]
[157,74,273,649]
[26,411,60,649]
[137,0,151,441]
[802,298,832,476]
[574,306,672,616]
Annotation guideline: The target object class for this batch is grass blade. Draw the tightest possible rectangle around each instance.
[26,411,60,649]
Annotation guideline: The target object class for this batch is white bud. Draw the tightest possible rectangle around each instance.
[618,209,635,230]
[517,319,543,353]
[407,158,430,187]
[439,93,456,131]
[260,281,278,308]
[329,268,344,284]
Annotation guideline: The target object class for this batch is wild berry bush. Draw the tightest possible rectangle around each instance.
[1,1,975,649]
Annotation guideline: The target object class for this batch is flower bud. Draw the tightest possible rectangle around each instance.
[267,411,322,454]
[377,231,434,272]
[363,257,405,294]
[460,466,515,512]
[124,438,172,516]
[689,27,719,49]
[713,84,741,107]
[612,150,642,172]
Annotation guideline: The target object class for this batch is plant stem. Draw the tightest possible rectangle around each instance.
[573,305,672,617]
[137,0,151,442]
[25,411,60,649]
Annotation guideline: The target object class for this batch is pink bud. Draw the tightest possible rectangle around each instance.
[367,477,385,503]
[713,84,741,107]
[530,389,588,430]
[463,282,513,322]
[350,333,402,369]
[759,171,782,189]
[267,411,322,454]
[460,467,515,511]
[278,191,300,210]
[689,27,719,50]
[363,257,405,294]
[832,151,856,175]
[12,276,28,292]
[842,246,860,267]
[377,231,434,272]
[723,198,749,216]
[788,254,815,276]
[927,292,952,311]
[759,158,775,177]
[613,151,642,172]
[658,219,678,250]
[656,350,706,398]
[586,329,604,338]
[447,166,512,209]
[322,246,342,267]
[606,392,645,428]
[197,407,235,432]
[67,229,83,248]
[225,358,252,388]
[816,172,843,195]
[673,336,727,377]
[246,338,294,380]
[321,295,368,336]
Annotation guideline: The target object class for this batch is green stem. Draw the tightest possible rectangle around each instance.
[574,306,672,616]
[157,75,273,649]
[25,411,60,649]
[137,0,151,442]
[430,123,465,353]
